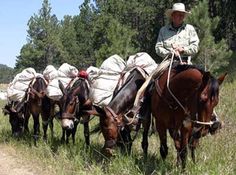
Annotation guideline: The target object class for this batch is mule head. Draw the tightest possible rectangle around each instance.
[60,92,79,130]
[3,103,25,137]
[59,80,83,130]
[83,105,122,156]
[29,76,47,99]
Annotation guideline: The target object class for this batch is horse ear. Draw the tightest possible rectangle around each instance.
[199,71,210,91]
[218,73,227,85]
[58,80,66,95]
[200,72,210,102]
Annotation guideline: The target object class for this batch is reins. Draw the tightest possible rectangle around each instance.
[166,52,213,126]
[166,52,188,115]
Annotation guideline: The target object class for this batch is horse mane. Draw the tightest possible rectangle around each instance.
[70,78,90,99]
[111,68,143,100]
[173,64,205,74]
[208,76,219,100]
[173,64,219,100]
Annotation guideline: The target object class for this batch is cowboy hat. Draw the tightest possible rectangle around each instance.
[165,3,191,18]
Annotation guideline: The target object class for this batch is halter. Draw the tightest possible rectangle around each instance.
[60,95,79,121]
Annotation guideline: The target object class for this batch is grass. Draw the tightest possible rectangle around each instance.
[0,80,235,175]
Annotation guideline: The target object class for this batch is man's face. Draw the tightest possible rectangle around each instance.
[171,11,186,27]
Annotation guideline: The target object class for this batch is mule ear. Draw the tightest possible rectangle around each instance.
[58,80,66,95]
[2,107,10,115]
[218,73,227,85]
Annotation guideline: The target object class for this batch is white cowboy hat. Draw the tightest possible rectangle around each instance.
[165,3,191,18]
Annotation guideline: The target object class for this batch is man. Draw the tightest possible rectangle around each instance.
[131,3,200,126]
[155,2,199,62]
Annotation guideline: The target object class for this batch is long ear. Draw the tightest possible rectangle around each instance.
[218,73,227,85]
[58,80,66,95]
[2,107,10,115]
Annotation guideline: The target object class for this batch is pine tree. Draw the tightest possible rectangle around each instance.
[187,0,232,74]
[73,0,96,68]
[15,0,64,72]
[92,0,138,65]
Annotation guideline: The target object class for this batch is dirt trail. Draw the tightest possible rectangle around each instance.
[0,145,45,175]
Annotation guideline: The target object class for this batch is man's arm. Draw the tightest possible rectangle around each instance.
[182,25,199,56]
[155,28,172,58]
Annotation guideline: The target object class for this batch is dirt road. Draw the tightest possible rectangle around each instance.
[0,145,45,175]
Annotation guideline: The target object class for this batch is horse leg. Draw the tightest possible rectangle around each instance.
[24,113,30,133]
[188,137,199,163]
[117,126,132,155]
[139,96,151,159]
[66,129,71,144]
[42,119,48,141]
[83,118,90,147]
[61,129,66,143]
[141,116,151,160]
[179,128,191,169]
[49,117,54,139]
[72,122,79,144]
[48,101,55,140]
[33,114,40,144]
[157,123,168,159]
[23,105,30,133]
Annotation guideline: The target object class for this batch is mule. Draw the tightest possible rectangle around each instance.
[2,101,26,137]
[86,67,151,156]
[59,77,92,145]
[147,64,226,168]
[24,76,52,143]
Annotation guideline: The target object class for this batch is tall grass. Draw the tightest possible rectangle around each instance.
[0,81,235,175]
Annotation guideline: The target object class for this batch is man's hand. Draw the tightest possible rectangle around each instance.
[172,44,184,56]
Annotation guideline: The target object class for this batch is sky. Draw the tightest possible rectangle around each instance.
[0,0,84,68]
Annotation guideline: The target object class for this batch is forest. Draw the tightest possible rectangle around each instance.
[0,0,235,84]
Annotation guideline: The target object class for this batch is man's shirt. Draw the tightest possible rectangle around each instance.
[155,23,199,58]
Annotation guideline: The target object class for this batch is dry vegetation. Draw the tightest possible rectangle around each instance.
[0,81,235,175]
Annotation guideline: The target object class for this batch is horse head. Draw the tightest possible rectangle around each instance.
[2,102,25,137]
[194,72,227,138]
[59,77,90,130]
[28,76,47,105]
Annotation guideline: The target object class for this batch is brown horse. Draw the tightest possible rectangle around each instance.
[147,64,226,168]
[87,67,151,156]
[3,76,51,142]
[58,77,92,145]
[24,76,51,143]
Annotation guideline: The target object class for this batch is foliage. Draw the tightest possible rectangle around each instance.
[14,0,235,76]
[15,0,64,72]
[187,0,232,75]
[0,79,236,174]
[0,64,15,83]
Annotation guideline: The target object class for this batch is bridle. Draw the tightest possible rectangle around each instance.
[158,52,215,127]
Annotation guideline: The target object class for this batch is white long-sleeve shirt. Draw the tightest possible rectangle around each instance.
[155,23,199,58]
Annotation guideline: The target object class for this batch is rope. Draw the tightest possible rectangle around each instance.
[166,52,189,115]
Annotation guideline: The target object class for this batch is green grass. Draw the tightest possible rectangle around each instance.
[0,81,235,175]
